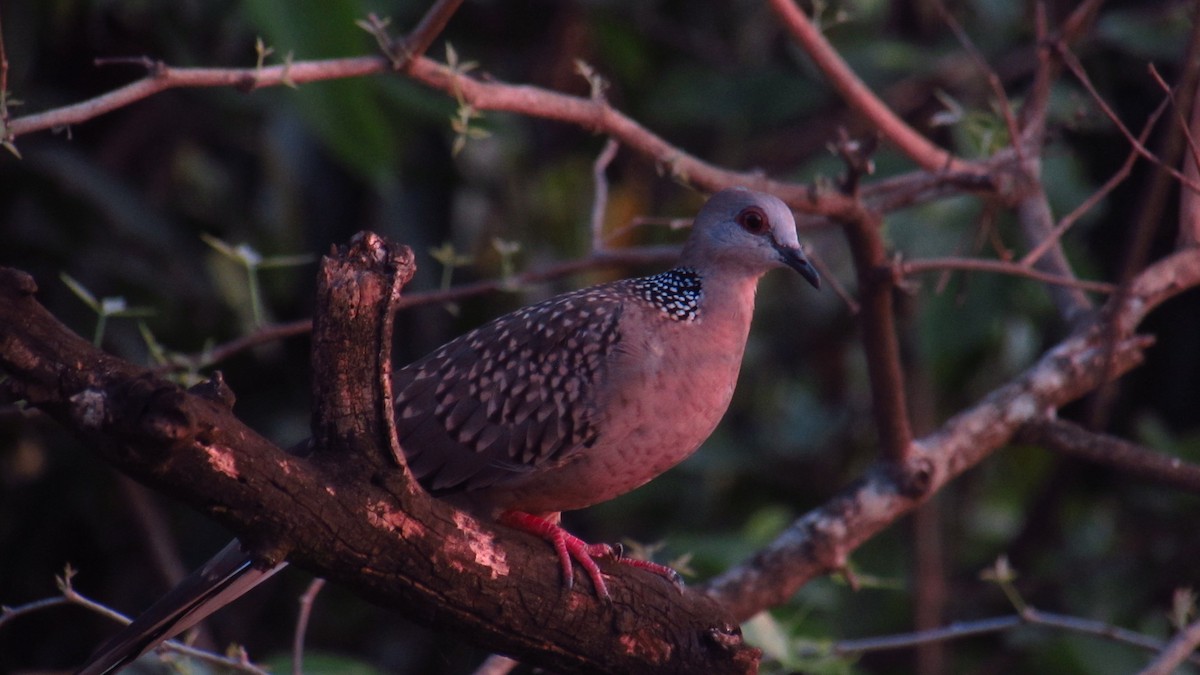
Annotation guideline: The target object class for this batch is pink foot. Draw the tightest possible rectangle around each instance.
[499,511,680,599]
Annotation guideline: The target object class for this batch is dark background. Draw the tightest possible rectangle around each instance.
[2,1,1199,673]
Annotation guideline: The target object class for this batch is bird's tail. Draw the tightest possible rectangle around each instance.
[76,539,286,675]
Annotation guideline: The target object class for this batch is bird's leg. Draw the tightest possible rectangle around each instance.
[499,510,617,599]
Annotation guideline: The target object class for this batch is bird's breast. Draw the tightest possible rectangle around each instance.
[485,309,750,513]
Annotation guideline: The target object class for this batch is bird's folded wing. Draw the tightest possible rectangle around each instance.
[393,284,628,493]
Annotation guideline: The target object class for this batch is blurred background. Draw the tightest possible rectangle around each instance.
[2,1,1199,673]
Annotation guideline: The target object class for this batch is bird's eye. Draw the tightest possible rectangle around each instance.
[735,206,769,234]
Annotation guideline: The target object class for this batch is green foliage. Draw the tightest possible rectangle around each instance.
[242,0,401,185]
[201,234,314,329]
[61,272,155,346]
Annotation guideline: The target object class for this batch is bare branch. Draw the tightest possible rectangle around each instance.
[932,0,1024,162]
[292,578,326,675]
[901,256,1115,293]
[404,56,863,217]
[768,0,982,176]
[1016,419,1200,494]
[826,608,1200,666]
[1058,44,1200,196]
[397,0,465,66]
[591,138,620,251]
[1022,97,1170,267]
[1138,614,1200,675]
[160,245,680,374]
[1020,197,1093,315]
[0,577,269,674]
[8,56,386,138]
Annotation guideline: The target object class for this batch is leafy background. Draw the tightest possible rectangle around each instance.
[2,1,1199,673]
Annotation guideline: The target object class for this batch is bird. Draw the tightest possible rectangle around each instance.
[76,187,820,674]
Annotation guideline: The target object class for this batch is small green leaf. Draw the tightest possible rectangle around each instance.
[60,273,99,311]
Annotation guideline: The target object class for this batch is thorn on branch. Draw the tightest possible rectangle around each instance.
[356,13,409,70]
[574,60,608,103]
[830,128,877,196]
[188,371,237,410]
[254,37,274,73]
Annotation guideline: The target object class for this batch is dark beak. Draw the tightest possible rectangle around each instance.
[776,245,821,289]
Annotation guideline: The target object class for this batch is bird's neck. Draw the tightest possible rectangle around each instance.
[632,265,763,329]
[628,267,704,322]
[691,264,763,329]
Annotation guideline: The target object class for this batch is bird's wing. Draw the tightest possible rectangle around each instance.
[76,539,285,675]
[393,283,628,493]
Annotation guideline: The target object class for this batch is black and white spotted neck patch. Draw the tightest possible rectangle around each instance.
[629,267,703,322]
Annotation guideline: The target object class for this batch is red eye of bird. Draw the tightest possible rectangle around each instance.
[736,206,769,234]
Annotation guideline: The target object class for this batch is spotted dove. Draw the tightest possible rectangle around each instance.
[76,187,819,674]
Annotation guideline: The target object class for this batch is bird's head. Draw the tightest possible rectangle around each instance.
[682,187,820,289]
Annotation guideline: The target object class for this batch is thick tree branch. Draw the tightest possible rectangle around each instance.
[701,248,1200,621]
[0,238,760,675]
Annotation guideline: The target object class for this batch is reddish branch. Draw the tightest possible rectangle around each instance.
[841,208,913,463]
[767,0,982,177]
[6,52,859,220]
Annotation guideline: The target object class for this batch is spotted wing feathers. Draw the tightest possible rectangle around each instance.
[393,285,625,493]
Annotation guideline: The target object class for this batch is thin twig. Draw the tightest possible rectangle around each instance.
[0,5,9,114]
[63,579,270,673]
[0,596,72,630]
[828,608,1200,665]
[1015,183,1095,318]
[1149,63,1200,197]
[768,0,982,176]
[1,575,271,674]
[932,0,1025,162]
[1059,44,1200,196]
[901,257,1115,294]
[1016,419,1200,494]
[292,578,326,675]
[1022,97,1170,267]
[160,245,678,373]
[1138,614,1200,675]
[397,0,465,67]
[590,137,620,251]
[805,245,860,314]
[791,600,1200,669]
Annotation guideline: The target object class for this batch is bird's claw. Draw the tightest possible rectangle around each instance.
[499,511,683,600]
